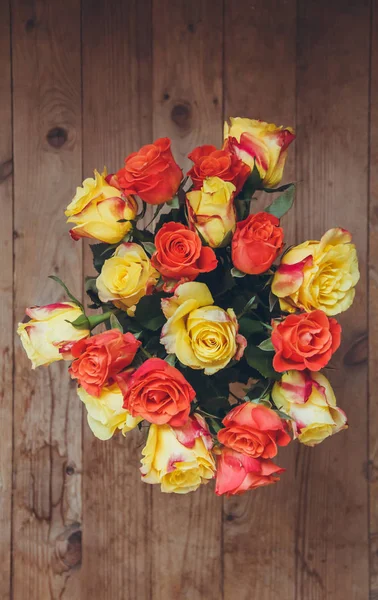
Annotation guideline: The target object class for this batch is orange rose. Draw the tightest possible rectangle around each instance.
[217,402,290,459]
[116,138,182,205]
[272,310,341,372]
[231,212,284,274]
[187,145,250,194]
[120,358,195,427]
[215,448,284,496]
[69,330,141,396]
[151,222,217,290]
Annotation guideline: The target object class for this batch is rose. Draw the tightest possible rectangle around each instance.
[119,358,195,427]
[65,169,137,244]
[231,212,284,275]
[151,222,217,290]
[187,144,250,194]
[140,418,216,493]
[272,310,341,372]
[271,228,360,315]
[69,329,141,396]
[115,137,182,205]
[96,243,159,311]
[272,370,348,446]
[17,302,89,368]
[77,382,142,440]
[160,282,247,375]
[186,177,236,248]
[215,448,284,496]
[223,117,295,188]
[217,402,290,458]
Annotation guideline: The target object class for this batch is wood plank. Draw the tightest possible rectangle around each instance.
[0,2,13,598]
[81,1,153,598]
[369,1,378,596]
[295,1,370,598]
[11,0,83,597]
[223,2,297,598]
[151,2,223,598]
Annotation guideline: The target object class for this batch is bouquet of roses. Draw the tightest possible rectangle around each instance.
[18,117,359,495]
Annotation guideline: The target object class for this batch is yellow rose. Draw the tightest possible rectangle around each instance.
[17,302,89,368]
[65,169,137,244]
[96,242,159,311]
[160,282,247,375]
[272,228,359,316]
[223,117,295,188]
[77,383,142,440]
[186,176,236,248]
[140,420,216,494]
[272,370,347,446]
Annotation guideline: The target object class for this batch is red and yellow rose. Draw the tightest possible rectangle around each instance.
[151,222,217,290]
[120,358,195,427]
[69,329,140,396]
[215,447,284,496]
[271,310,341,372]
[187,144,250,194]
[116,137,182,205]
[231,212,284,274]
[224,117,295,188]
[218,402,290,459]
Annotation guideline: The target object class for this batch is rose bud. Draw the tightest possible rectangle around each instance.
[187,144,250,194]
[17,302,89,368]
[224,117,295,189]
[272,370,348,446]
[186,176,236,248]
[215,448,284,496]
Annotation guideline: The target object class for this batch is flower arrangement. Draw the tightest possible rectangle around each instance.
[18,117,360,496]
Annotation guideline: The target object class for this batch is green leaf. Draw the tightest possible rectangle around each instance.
[269,290,278,313]
[265,184,295,219]
[262,182,294,194]
[141,242,157,256]
[231,267,246,278]
[164,354,176,366]
[245,345,278,379]
[134,294,165,331]
[68,314,90,330]
[275,409,293,421]
[48,275,84,311]
[258,337,274,351]
[167,195,179,209]
[110,313,123,332]
[90,243,115,274]
[238,317,264,338]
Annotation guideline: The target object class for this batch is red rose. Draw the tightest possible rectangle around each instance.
[187,145,250,194]
[272,310,342,372]
[151,222,217,290]
[215,448,284,496]
[217,402,290,459]
[120,358,195,426]
[69,330,140,396]
[116,138,182,205]
[231,212,284,275]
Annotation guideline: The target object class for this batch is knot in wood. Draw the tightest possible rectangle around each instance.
[171,102,192,129]
[46,127,68,149]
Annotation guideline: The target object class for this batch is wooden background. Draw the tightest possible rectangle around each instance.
[0,0,376,598]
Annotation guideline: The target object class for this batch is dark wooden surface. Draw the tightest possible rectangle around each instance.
[1,0,375,597]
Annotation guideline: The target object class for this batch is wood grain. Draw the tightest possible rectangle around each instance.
[223,2,297,598]
[11,0,83,597]
[369,0,378,596]
[0,1,13,598]
[151,2,223,598]
[81,1,153,598]
[295,1,370,598]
